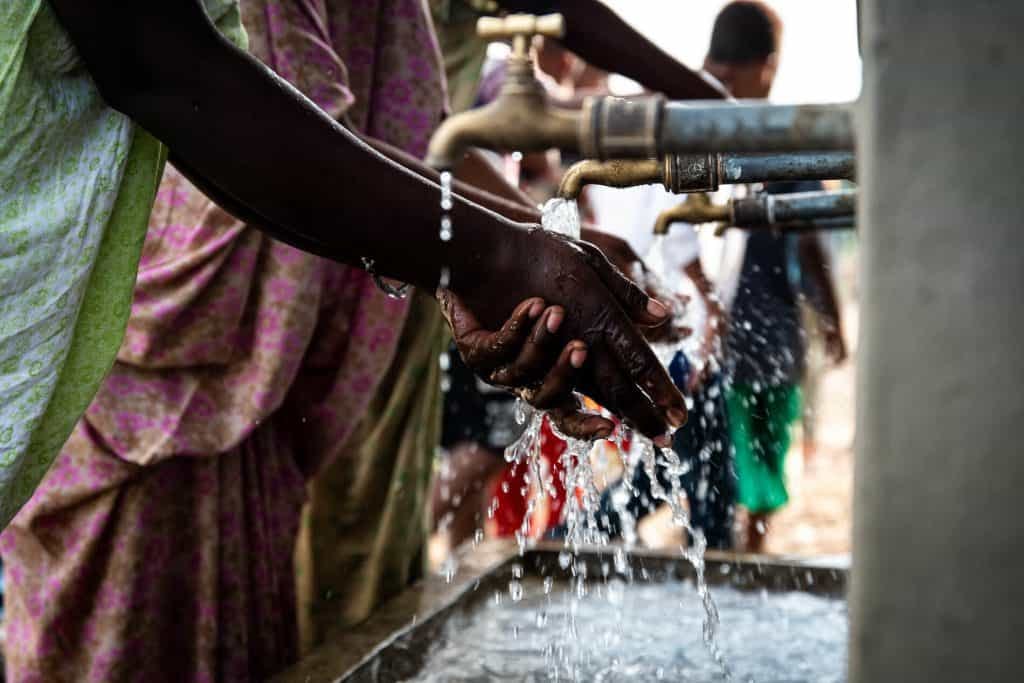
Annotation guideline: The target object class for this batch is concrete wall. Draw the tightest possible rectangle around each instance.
[852,1,1024,680]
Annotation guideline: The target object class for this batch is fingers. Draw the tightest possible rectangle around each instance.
[577,241,670,327]
[549,405,616,440]
[439,289,544,371]
[519,340,586,409]
[582,352,681,442]
[488,306,565,387]
[597,308,688,432]
[508,342,613,440]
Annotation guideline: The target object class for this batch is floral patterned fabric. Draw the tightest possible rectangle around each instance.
[0,0,240,532]
[0,0,447,680]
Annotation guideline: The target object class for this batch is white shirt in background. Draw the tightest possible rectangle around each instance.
[585,184,700,275]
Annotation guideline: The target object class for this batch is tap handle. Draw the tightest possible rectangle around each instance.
[477,14,566,56]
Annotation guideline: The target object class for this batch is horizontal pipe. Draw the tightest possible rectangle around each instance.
[581,97,856,158]
[662,101,855,153]
[718,151,855,184]
[668,150,855,192]
[731,189,857,226]
[749,216,856,232]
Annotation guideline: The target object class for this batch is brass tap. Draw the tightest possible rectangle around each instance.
[653,194,729,235]
[556,153,733,200]
[424,14,580,170]
[556,158,665,199]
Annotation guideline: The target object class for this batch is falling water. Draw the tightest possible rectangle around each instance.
[486,199,731,679]
[540,197,582,239]
[438,171,453,289]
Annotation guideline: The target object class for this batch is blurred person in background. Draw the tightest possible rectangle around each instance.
[703,1,846,553]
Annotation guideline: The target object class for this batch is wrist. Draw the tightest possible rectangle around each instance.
[445,207,533,296]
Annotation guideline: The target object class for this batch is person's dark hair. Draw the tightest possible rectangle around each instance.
[708,1,781,65]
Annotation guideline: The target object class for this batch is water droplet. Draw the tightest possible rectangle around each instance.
[441,554,458,583]
[558,551,572,570]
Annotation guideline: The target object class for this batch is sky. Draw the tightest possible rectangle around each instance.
[601,0,862,104]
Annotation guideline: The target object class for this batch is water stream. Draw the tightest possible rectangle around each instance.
[439,170,453,289]
[482,198,732,679]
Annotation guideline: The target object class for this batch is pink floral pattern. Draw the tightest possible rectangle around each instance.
[0,1,446,680]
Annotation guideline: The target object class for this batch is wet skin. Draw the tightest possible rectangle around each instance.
[46,0,687,438]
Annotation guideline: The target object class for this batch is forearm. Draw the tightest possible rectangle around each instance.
[499,0,727,100]
[50,0,514,293]
[364,138,541,224]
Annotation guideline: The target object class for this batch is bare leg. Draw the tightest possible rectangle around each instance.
[747,511,771,554]
[430,442,506,549]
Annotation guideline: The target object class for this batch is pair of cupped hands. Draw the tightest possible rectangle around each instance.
[438,225,690,446]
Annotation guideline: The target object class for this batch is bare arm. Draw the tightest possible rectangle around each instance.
[363,137,541,224]
[499,0,727,100]
[48,0,687,436]
[53,0,506,293]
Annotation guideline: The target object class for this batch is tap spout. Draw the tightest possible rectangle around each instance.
[425,66,580,170]
[556,158,665,199]
[425,14,580,171]
[653,194,729,235]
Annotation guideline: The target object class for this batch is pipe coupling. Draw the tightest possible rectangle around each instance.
[580,95,663,161]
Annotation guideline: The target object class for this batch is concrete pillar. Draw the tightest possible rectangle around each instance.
[852,1,1024,680]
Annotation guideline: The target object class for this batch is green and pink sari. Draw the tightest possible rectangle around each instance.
[1,0,447,680]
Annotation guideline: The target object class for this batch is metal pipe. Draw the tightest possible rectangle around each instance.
[581,97,855,159]
[731,189,856,226]
[762,216,856,232]
[668,150,855,192]
[655,191,856,236]
[558,151,855,200]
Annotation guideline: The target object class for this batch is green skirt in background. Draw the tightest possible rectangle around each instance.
[726,383,802,514]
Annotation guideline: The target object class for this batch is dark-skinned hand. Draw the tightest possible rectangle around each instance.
[439,292,616,440]
[580,227,691,345]
[447,227,688,443]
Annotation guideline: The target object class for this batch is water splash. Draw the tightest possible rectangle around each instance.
[540,197,582,239]
[491,200,732,678]
[438,171,454,289]
[442,196,733,679]
[415,579,847,682]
